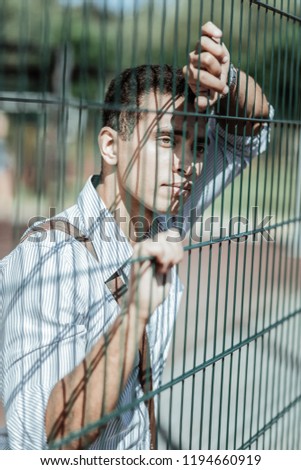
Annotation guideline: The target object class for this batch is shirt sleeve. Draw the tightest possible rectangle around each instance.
[2,237,89,449]
[182,105,274,229]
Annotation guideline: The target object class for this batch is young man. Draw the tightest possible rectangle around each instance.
[0,22,271,450]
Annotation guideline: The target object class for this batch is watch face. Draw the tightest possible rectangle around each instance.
[229,64,237,91]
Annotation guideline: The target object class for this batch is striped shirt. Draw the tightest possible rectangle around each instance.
[0,113,273,449]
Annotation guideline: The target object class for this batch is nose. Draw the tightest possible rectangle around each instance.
[172,147,194,176]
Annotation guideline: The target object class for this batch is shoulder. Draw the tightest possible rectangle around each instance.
[0,230,100,330]
[11,203,95,273]
[1,228,95,292]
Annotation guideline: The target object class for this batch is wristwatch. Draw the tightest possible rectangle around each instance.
[228,63,238,93]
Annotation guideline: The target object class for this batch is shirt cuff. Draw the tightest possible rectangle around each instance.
[215,104,274,162]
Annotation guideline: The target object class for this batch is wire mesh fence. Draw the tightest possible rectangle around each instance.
[0,0,300,450]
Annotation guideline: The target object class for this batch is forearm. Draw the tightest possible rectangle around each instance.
[45,230,183,450]
[220,69,270,135]
[45,305,146,450]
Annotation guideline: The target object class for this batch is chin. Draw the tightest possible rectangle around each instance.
[154,201,182,217]
[147,194,188,217]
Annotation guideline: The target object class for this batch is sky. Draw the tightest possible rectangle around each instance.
[58,0,148,12]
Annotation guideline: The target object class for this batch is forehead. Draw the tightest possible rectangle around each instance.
[138,91,206,137]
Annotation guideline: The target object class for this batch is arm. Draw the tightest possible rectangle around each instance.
[45,303,146,449]
[46,231,183,449]
[182,22,273,228]
[183,21,270,135]
[219,68,270,135]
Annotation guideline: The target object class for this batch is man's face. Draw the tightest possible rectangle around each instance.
[116,91,206,218]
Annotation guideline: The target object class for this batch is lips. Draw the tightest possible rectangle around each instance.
[162,181,192,191]
[161,182,192,198]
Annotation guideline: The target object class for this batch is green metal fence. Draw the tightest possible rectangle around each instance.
[0,0,300,450]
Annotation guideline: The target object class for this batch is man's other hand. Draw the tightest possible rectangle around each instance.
[128,230,183,321]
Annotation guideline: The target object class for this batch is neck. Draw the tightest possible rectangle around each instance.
[96,170,153,245]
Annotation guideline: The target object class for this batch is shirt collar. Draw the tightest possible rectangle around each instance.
[76,175,133,282]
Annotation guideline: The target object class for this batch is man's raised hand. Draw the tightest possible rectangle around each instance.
[183,21,231,111]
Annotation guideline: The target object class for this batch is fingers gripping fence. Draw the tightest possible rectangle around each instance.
[0,0,300,450]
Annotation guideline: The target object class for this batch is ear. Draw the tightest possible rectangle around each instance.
[98,127,118,166]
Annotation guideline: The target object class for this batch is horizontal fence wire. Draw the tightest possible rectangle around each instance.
[0,0,300,451]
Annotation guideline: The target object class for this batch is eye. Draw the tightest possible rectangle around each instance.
[194,143,205,155]
[158,136,175,147]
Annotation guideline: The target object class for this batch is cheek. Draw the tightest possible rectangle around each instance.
[134,147,166,181]
[118,142,172,190]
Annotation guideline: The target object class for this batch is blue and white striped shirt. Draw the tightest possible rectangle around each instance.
[0,114,272,449]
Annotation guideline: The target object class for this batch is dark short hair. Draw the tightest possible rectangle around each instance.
[102,64,196,140]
